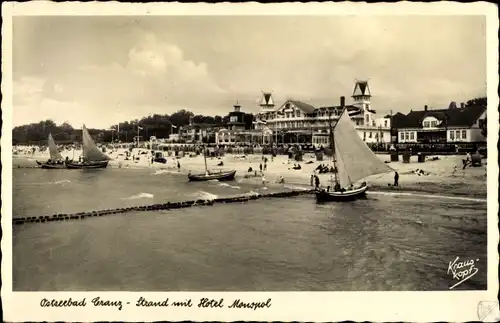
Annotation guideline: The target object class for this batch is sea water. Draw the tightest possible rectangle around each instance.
[11,163,487,291]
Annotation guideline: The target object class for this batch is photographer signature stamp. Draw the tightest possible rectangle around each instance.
[447,256,479,289]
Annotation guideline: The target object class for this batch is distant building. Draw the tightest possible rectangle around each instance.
[216,103,261,145]
[179,123,218,143]
[167,133,180,142]
[394,102,486,144]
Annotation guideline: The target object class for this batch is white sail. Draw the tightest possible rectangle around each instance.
[82,125,110,162]
[47,133,63,161]
[333,109,393,188]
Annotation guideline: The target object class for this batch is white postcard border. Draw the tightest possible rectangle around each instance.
[1,1,499,322]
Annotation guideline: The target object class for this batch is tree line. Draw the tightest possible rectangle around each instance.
[12,109,256,145]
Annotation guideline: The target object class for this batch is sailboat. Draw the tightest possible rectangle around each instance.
[36,133,67,169]
[66,125,110,169]
[315,107,393,202]
[187,145,236,181]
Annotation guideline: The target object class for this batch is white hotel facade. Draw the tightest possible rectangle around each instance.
[249,81,391,147]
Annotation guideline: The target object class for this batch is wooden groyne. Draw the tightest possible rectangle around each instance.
[12,189,315,226]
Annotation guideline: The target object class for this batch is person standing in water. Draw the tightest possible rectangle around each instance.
[394,171,399,186]
[177,161,181,170]
[314,175,320,189]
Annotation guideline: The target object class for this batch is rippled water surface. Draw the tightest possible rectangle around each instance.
[12,164,487,291]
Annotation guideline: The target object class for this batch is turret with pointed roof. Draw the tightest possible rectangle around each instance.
[352,80,373,112]
[259,91,275,112]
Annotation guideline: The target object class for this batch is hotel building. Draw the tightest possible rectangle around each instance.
[251,81,392,147]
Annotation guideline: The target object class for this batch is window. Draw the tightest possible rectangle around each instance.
[400,132,404,141]
[462,130,466,140]
[369,132,372,138]
[366,115,369,123]
[450,131,455,140]
[455,130,460,140]
[431,121,437,127]
[363,132,366,141]
[423,121,430,128]
[296,111,301,118]
[410,132,414,140]
[405,132,409,140]
[230,116,238,123]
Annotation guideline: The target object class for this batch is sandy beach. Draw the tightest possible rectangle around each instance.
[15,147,487,198]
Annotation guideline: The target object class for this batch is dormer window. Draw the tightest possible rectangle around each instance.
[422,116,440,128]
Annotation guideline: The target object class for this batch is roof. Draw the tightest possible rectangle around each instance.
[352,80,371,97]
[287,100,317,114]
[316,105,361,116]
[447,104,486,127]
[395,104,486,129]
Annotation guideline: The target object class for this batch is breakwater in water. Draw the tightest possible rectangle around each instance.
[12,189,315,226]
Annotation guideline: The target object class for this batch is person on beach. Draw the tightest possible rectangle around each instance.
[259,163,263,173]
[452,165,458,176]
[177,161,181,170]
[393,171,399,186]
[261,175,267,185]
[310,174,314,187]
[314,175,320,189]
[264,162,267,171]
[462,152,472,169]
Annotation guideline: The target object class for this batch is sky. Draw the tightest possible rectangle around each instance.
[12,15,486,128]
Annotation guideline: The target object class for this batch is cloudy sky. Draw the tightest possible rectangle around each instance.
[13,15,486,128]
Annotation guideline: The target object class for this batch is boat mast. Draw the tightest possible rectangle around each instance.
[328,110,339,186]
[202,126,208,175]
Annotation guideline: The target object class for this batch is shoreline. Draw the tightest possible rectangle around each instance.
[13,151,487,199]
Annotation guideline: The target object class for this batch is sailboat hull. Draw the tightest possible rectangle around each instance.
[37,160,67,169]
[188,170,236,182]
[66,161,109,169]
[315,184,368,202]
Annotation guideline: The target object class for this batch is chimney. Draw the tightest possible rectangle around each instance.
[460,102,465,109]
[424,105,428,111]
[340,96,345,107]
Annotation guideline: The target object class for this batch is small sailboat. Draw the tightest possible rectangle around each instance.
[315,107,393,202]
[187,146,236,181]
[66,125,110,169]
[36,133,67,169]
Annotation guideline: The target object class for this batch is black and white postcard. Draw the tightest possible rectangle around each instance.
[1,1,499,322]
